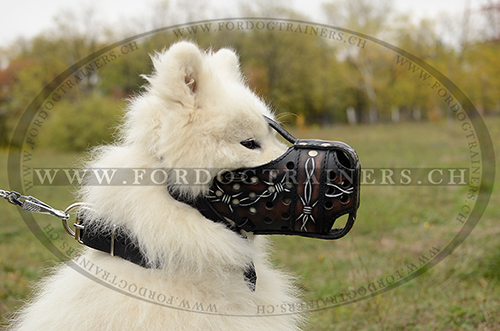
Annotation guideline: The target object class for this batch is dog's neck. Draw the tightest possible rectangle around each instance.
[76,209,257,291]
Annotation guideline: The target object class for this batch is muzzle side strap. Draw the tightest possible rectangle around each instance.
[264,116,297,144]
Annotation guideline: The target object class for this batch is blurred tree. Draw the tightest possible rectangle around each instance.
[388,17,450,121]
[0,6,108,148]
[235,1,350,125]
[97,47,151,98]
[39,92,125,151]
[0,58,35,146]
[461,42,500,116]
[0,36,77,148]
[1,0,499,151]
[323,0,394,123]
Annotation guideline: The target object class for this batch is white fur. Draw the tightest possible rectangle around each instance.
[8,42,304,330]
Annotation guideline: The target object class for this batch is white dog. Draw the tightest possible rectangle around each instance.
[9,42,304,330]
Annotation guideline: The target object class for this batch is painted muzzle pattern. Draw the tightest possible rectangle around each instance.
[173,117,361,240]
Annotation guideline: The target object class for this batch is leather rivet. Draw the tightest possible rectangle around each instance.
[232,199,240,205]
[233,183,241,191]
[249,207,257,214]
[216,190,223,197]
[308,150,318,157]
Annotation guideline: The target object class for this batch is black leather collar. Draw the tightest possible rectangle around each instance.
[77,214,257,291]
[79,221,151,268]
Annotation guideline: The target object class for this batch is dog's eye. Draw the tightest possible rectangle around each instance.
[240,139,261,150]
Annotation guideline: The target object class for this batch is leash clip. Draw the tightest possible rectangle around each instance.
[1,189,92,244]
[1,190,70,220]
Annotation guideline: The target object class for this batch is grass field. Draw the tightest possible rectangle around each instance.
[1,118,499,330]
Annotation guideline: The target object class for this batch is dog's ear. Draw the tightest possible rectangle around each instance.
[210,48,243,82]
[146,42,204,108]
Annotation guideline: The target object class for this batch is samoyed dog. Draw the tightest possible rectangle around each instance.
[9,42,304,330]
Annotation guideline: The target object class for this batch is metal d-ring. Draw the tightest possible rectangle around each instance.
[62,203,92,243]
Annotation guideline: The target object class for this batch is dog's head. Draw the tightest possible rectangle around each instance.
[127,42,286,197]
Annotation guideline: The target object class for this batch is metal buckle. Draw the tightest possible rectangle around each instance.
[62,203,91,244]
[73,217,84,244]
[110,224,116,256]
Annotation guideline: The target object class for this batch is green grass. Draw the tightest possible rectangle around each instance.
[1,118,499,330]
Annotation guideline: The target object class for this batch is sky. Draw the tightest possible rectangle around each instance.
[0,0,487,48]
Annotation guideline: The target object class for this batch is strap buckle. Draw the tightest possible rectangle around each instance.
[61,203,91,244]
[110,224,116,256]
[73,216,85,244]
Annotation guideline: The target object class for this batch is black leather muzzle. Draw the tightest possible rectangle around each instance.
[171,116,360,240]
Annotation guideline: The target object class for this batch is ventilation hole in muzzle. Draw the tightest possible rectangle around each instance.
[265,201,274,210]
[324,200,334,210]
[282,212,290,220]
[328,170,337,182]
[283,196,292,205]
[334,213,349,230]
[264,217,273,224]
[335,150,352,168]
[286,161,295,170]
[326,186,335,196]
[340,194,350,204]
[341,180,351,188]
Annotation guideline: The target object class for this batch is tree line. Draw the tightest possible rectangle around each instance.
[1,0,499,150]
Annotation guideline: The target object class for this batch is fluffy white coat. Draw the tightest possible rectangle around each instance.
[8,42,304,330]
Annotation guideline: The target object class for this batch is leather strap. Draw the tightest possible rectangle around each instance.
[243,262,257,292]
[80,222,151,268]
[78,215,257,291]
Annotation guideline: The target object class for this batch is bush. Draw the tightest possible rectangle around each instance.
[40,93,126,151]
